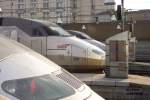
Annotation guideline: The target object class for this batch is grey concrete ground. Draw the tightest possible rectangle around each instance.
[74,73,150,100]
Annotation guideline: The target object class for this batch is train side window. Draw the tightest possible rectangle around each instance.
[69,32,76,36]
[76,34,86,39]
[32,28,43,37]
[69,31,86,39]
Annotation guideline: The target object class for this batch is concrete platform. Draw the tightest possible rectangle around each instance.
[74,73,150,100]
[74,73,150,86]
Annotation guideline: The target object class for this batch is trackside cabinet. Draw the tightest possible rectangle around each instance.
[105,31,132,79]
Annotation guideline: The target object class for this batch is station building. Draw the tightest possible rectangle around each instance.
[0,0,115,23]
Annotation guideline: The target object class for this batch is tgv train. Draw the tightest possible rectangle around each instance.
[0,17,105,70]
[0,36,104,100]
[67,30,106,51]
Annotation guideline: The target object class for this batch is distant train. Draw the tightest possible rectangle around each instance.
[68,30,105,51]
[0,36,104,100]
[136,41,150,62]
[0,17,105,71]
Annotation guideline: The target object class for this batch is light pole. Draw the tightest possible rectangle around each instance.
[0,8,2,17]
[105,0,125,31]
[10,0,14,17]
[82,24,88,33]
[121,0,125,31]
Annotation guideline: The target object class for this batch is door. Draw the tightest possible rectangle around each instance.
[71,44,87,65]
[46,37,72,66]
[31,38,42,54]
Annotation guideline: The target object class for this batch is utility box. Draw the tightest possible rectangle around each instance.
[105,31,132,79]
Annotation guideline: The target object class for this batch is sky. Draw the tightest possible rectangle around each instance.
[115,0,150,10]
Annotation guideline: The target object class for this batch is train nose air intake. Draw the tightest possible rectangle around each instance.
[56,69,84,89]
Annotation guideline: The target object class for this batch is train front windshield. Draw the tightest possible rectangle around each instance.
[50,26,72,37]
[68,31,92,39]
[2,74,75,100]
[39,21,72,37]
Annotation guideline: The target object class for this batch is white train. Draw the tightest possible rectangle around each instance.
[67,30,106,51]
[0,17,105,71]
[0,36,104,100]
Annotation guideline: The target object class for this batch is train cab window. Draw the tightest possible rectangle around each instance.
[2,74,75,100]
[75,33,86,39]
[38,21,71,36]
[68,31,92,39]
[32,26,49,37]
[48,26,71,37]
[42,25,59,36]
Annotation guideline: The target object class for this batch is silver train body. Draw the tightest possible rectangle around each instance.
[0,17,105,71]
[67,30,106,51]
[0,36,104,100]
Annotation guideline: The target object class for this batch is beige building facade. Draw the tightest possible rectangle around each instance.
[0,0,115,23]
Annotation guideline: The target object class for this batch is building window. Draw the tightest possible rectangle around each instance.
[31,0,37,2]
[43,0,49,2]
[57,12,62,17]
[33,3,36,8]
[56,3,63,8]
[18,0,24,2]
[43,2,49,9]
[31,12,37,18]
[43,12,49,19]
[18,4,24,9]
[56,0,63,8]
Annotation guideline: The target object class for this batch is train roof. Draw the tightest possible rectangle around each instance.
[29,18,58,27]
[0,17,60,36]
[0,36,33,61]
[0,17,57,27]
